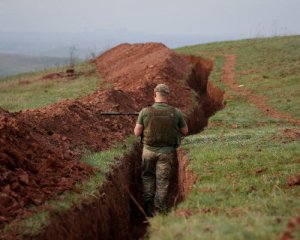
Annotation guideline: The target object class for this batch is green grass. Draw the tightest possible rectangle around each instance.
[209,96,283,129]
[177,35,300,118]
[148,36,300,239]
[149,126,300,240]
[1,137,136,238]
[0,62,101,112]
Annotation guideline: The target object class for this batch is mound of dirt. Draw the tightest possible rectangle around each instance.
[0,90,138,225]
[0,42,223,228]
[95,43,193,110]
[0,108,93,225]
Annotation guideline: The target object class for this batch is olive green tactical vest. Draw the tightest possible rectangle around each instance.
[143,106,179,147]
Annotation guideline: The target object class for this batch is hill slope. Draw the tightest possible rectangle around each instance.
[148,36,300,239]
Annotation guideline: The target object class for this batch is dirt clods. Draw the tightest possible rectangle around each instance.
[288,174,300,187]
[0,107,93,225]
[279,216,300,240]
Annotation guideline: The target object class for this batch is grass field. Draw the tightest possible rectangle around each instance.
[0,63,101,112]
[147,36,300,239]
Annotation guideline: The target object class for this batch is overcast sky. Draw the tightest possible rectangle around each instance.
[0,0,299,37]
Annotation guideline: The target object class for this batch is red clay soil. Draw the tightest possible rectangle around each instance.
[279,216,300,240]
[95,43,192,110]
[0,43,224,235]
[0,108,93,225]
[221,54,300,125]
[176,150,197,203]
[288,174,300,187]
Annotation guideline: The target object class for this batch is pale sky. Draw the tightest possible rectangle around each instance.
[0,0,299,36]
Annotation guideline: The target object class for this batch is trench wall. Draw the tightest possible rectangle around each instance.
[24,56,224,240]
[33,144,143,240]
[176,150,197,203]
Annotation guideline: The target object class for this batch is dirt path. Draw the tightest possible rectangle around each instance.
[221,54,300,125]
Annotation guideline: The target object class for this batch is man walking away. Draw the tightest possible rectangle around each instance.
[134,83,188,217]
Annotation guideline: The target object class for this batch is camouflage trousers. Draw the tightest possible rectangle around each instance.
[141,148,175,213]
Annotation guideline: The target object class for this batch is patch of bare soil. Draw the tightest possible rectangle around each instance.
[288,174,300,187]
[279,216,300,240]
[281,128,300,142]
[271,128,300,144]
[18,68,93,86]
[0,43,224,239]
[174,208,219,218]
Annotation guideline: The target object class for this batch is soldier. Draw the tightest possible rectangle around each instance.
[134,83,188,217]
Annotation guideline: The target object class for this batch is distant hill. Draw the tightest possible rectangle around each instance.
[0,53,71,77]
[0,31,241,58]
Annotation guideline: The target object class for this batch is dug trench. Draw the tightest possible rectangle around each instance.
[33,50,223,240]
[0,43,224,239]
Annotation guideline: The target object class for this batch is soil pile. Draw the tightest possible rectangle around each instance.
[95,43,193,110]
[0,42,223,229]
[0,107,93,225]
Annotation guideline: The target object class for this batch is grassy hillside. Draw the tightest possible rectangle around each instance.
[0,53,73,78]
[0,63,101,112]
[148,36,300,239]
[177,35,300,118]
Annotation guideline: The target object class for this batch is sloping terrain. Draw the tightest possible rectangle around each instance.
[0,42,224,239]
[147,36,300,239]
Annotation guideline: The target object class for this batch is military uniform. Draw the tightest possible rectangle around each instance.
[137,102,187,214]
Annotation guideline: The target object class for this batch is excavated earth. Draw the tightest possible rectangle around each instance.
[0,43,224,239]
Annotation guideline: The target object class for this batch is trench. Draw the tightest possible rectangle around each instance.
[31,56,224,240]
